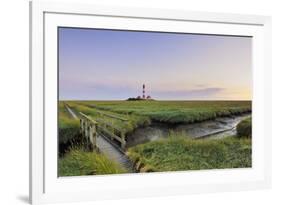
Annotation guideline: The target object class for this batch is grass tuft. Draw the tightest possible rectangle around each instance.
[58,149,126,176]
[237,117,252,138]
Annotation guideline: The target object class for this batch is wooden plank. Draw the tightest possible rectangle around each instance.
[95,118,123,133]
[98,126,123,143]
[96,110,128,121]
[79,112,97,124]
[64,103,78,119]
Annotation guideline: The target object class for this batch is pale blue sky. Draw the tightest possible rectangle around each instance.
[59,27,252,100]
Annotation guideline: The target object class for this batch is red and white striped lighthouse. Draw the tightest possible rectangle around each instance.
[142,84,145,99]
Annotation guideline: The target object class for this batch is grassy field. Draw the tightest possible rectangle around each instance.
[59,149,125,176]
[58,102,79,129]
[58,100,252,175]
[60,100,251,134]
[127,135,252,172]
[75,100,250,123]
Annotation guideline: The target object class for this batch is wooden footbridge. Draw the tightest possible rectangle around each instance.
[64,103,134,172]
[79,112,127,151]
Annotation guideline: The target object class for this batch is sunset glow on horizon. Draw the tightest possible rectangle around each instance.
[59,27,252,101]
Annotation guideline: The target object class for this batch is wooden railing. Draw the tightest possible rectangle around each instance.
[95,110,128,121]
[79,112,98,151]
[86,104,128,121]
[95,118,126,149]
[79,112,127,150]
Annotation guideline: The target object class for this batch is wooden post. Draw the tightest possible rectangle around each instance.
[88,124,97,151]
[87,125,90,149]
[84,121,88,139]
[79,112,98,152]
[121,132,126,150]
[80,119,84,135]
[92,124,97,146]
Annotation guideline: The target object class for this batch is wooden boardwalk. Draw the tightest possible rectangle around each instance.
[96,134,134,172]
[64,103,134,172]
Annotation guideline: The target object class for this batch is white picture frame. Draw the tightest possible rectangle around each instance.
[30,1,272,204]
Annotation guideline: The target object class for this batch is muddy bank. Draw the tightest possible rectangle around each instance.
[126,114,251,148]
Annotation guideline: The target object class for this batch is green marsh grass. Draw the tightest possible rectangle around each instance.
[237,117,252,138]
[58,102,79,129]
[77,100,251,124]
[127,134,252,172]
[58,149,126,176]
[58,102,81,153]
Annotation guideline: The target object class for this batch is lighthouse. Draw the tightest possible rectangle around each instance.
[142,84,146,99]
[126,83,153,101]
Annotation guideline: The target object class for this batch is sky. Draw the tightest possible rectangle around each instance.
[58,27,252,100]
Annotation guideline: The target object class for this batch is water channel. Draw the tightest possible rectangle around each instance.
[126,114,251,148]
